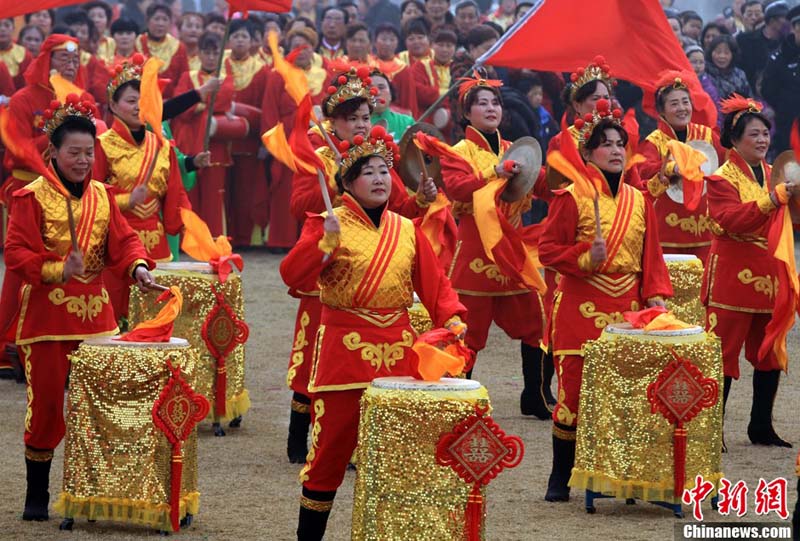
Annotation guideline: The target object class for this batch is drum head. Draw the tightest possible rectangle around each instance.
[398,123,445,190]
[604,322,704,337]
[499,136,542,202]
[663,254,699,263]
[371,376,481,391]
[157,261,216,274]
[84,336,190,348]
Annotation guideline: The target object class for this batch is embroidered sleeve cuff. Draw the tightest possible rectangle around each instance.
[317,231,340,255]
[116,193,131,211]
[664,161,677,178]
[128,259,149,278]
[757,192,778,214]
[41,260,65,284]
[415,189,432,209]
[577,250,594,272]
[647,175,668,198]
[480,164,497,181]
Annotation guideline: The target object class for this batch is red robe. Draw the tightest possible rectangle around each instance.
[136,34,189,99]
[0,43,32,91]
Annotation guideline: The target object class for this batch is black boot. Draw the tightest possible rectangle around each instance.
[288,393,312,464]
[297,488,335,541]
[792,478,800,541]
[544,424,576,502]
[721,376,732,453]
[520,343,552,420]
[23,448,52,521]
[747,370,791,448]
[542,351,556,406]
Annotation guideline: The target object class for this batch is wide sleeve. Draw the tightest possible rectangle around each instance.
[637,138,668,198]
[640,197,673,300]
[439,151,489,203]
[289,151,338,221]
[537,191,593,277]
[0,63,14,98]
[531,167,552,203]
[103,186,155,279]
[279,214,333,289]
[8,91,49,159]
[412,226,467,327]
[161,146,192,235]
[4,190,62,285]
[387,170,426,219]
[412,61,439,110]
[707,175,775,234]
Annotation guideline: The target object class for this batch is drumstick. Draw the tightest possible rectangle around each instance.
[314,120,342,163]
[317,170,334,216]
[415,144,429,181]
[146,282,171,293]
[592,195,602,240]
[65,198,80,253]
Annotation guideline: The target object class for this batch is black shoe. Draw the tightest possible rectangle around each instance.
[748,370,792,448]
[544,426,575,502]
[297,489,335,541]
[22,453,52,521]
[520,343,552,419]
[288,394,312,464]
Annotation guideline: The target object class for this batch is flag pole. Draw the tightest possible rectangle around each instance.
[416,0,543,124]
[202,14,234,152]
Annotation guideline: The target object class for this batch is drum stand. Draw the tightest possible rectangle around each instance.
[584,490,719,518]
[59,514,193,533]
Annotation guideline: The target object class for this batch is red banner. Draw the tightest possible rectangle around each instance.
[3,1,85,19]
[228,0,292,13]
[481,0,717,126]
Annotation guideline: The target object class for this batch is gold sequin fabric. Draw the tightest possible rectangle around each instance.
[665,259,706,326]
[129,270,248,420]
[351,386,490,541]
[56,342,200,530]
[407,302,433,335]
[98,128,171,197]
[572,331,723,503]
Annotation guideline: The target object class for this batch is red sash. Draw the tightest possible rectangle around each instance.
[76,182,100,254]
[352,211,403,307]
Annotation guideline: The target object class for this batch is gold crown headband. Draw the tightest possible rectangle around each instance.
[720,93,764,130]
[337,125,399,178]
[569,55,616,101]
[107,53,145,101]
[42,94,96,138]
[573,98,623,146]
[324,66,377,116]
[655,77,689,102]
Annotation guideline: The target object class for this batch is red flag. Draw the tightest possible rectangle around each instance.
[227,0,292,14]
[2,1,85,18]
[482,0,717,127]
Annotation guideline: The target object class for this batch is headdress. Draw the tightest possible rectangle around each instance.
[720,93,764,130]
[323,66,377,116]
[569,55,616,101]
[457,71,503,107]
[574,98,623,146]
[42,93,96,139]
[23,34,82,88]
[107,53,145,101]
[337,125,399,178]
[654,70,692,102]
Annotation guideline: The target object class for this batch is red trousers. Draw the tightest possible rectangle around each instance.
[707,307,780,379]
[301,389,362,493]
[266,160,298,249]
[227,156,268,247]
[459,292,543,353]
[20,340,80,450]
[552,354,582,428]
[188,165,227,238]
[0,269,22,341]
[287,295,322,395]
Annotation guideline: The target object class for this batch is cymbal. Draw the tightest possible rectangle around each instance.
[772,150,800,222]
[499,136,542,202]
[397,122,445,190]
[686,140,719,175]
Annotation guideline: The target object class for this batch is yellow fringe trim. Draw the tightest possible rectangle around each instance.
[569,469,724,504]
[54,491,200,531]
[223,389,251,421]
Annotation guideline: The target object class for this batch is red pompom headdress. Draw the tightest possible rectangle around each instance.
[323,66,377,116]
[42,93,96,138]
[569,55,616,101]
[107,53,146,101]
[337,124,399,178]
[574,97,624,146]
[654,70,693,101]
[720,93,763,129]
[457,71,503,107]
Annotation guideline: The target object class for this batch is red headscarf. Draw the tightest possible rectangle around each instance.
[23,34,86,89]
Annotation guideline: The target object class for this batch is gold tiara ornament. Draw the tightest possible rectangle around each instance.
[338,125,399,178]
[574,98,623,146]
[107,53,145,101]
[569,55,616,100]
[324,66,377,116]
[43,94,96,138]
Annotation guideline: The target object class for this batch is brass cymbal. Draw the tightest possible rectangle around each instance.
[397,122,445,190]
[499,136,542,202]
[772,150,800,223]
[686,140,719,175]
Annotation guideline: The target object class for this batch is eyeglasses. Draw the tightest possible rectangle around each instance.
[323,15,345,22]
[52,54,80,65]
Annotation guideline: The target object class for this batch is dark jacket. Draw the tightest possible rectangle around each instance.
[363,0,401,34]
[736,29,782,94]
[761,35,800,153]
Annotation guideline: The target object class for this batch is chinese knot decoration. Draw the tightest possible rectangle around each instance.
[647,349,718,498]
[201,284,249,417]
[152,358,210,531]
[435,404,524,541]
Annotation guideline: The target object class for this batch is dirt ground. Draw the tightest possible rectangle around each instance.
[0,251,796,540]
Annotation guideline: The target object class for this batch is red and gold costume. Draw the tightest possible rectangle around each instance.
[135,33,189,98]
[96,36,116,67]
[280,191,464,500]
[318,40,345,62]
[79,50,111,106]
[223,53,268,246]
[0,40,32,90]
[412,57,451,122]
[172,68,236,237]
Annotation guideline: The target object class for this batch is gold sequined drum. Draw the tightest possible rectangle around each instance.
[408,293,433,335]
[129,262,250,423]
[55,337,200,530]
[664,254,705,327]
[573,323,723,504]
[352,376,490,541]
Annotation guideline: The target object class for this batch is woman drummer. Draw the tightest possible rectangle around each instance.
[637,71,726,262]
[703,95,798,448]
[284,67,436,464]
[431,73,551,416]
[539,99,672,501]
[280,126,465,540]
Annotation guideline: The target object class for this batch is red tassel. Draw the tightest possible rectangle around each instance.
[170,446,183,532]
[673,425,687,498]
[465,485,484,541]
[214,363,227,417]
